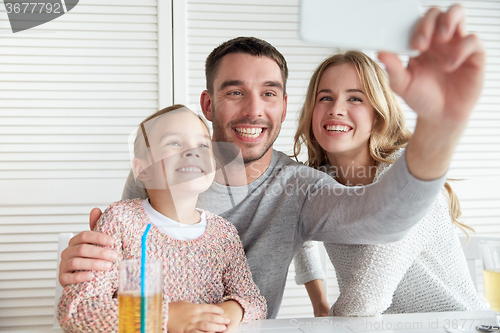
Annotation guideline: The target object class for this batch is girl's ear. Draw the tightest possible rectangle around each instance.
[132,158,149,181]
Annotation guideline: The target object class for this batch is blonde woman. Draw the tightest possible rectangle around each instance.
[293,51,484,316]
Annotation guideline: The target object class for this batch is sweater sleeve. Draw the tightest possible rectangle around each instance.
[220,220,267,322]
[57,204,122,332]
[329,211,436,316]
[293,241,326,285]
[300,150,446,245]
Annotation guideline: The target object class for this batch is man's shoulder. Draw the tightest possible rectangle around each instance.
[270,150,331,180]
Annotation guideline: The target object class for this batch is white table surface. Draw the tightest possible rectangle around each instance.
[7,310,497,333]
[234,310,498,333]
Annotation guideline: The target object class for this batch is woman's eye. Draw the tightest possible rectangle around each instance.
[319,96,332,101]
[349,97,362,102]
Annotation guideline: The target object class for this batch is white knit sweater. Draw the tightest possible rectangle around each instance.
[295,149,484,316]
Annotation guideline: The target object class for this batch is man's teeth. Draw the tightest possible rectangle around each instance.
[235,127,263,138]
[178,167,203,173]
[326,125,350,132]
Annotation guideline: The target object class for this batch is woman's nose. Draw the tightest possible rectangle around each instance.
[328,103,346,116]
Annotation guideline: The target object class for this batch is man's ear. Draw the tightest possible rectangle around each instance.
[132,158,149,181]
[200,90,213,121]
[281,93,288,123]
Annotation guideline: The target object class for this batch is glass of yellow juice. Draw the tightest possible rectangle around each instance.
[119,259,163,333]
[480,240,500,325]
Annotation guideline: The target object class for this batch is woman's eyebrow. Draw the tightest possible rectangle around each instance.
[346,88,365,94]
[317,88,332,95]
[316,88,365,96]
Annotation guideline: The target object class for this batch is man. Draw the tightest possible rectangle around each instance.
[59,5,484,332]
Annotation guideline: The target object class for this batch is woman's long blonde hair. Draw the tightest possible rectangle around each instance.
[293,51,473,237]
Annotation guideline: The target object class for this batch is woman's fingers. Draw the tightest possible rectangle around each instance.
[377,52,409,97]
[435,4,466,43]
[444,34,485,73]
[411,6,441,51]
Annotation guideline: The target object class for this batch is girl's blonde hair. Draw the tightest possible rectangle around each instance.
[134,104,209,162]
[293,51,473,237]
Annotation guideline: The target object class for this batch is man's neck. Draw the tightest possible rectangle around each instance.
[214,149,273,186]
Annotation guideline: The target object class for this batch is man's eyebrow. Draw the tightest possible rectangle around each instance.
[264,81,283,91]
[218,80,284,91]
[219,80,244,90]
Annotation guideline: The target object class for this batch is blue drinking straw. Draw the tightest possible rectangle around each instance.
[140,224,152,333]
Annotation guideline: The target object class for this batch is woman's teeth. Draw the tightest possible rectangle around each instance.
[326,125,350,132]
[235,127,263,138]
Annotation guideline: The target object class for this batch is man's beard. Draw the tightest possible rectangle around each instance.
[210,102,281,165]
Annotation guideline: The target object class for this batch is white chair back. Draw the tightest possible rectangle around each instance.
[459,235,500,295]
[53,233,73,329]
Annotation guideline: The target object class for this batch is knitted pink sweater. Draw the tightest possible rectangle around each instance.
[58,198,267,332]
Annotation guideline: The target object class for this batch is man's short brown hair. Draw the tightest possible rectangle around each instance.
[205,37,288,95]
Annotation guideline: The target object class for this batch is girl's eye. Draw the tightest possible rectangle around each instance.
[199,143,210,148]
[167,141,180,147]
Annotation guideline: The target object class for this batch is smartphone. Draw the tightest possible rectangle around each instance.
[300,0,422,56]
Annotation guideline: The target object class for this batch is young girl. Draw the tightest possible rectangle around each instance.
[58,105,266,332]
[293,52,484,316]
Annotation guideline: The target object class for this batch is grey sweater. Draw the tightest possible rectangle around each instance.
[122,149,445,318]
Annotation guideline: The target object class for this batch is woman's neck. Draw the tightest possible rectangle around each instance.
[147,189,201,225]
[326,148,377,186]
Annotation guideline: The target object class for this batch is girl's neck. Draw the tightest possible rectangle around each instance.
[326,148,377,186]
[147,189,201,225]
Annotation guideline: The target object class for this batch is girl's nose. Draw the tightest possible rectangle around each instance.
[182,148,200,158]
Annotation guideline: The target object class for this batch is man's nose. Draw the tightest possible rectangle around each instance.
[242,93,263,118]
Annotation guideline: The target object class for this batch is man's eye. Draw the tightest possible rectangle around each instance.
[229,91,242,96]
[263,92,276,97]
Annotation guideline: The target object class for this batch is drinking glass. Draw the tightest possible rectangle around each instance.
[480,240,500,325]
[118,259,163,333]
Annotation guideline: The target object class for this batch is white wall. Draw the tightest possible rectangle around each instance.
[0,1,171,329]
